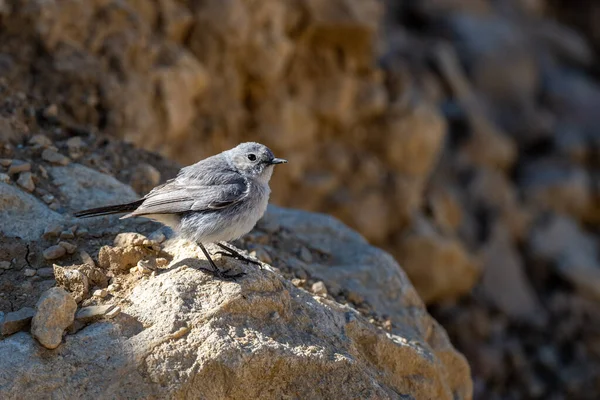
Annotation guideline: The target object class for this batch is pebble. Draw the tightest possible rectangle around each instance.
[42,223,63,239]
[76,228,89,237]
[28,134,53,148]
[49,201,61,211]
[79,250,95,266]
[0,159,11,167]
[31,287,77,349]
[107,283,121,293]
[148,230,166,244]
[0,307,35,336]
[66,136,84,150]
[93,289,108,298]
[0,261,11,270]
[43,104,58,118]
[37,267,55,278]
[8,160,31,174]
[41,148,70,165]
[311,281,328,296]
[41,194,55,204]
[250,248,272,264]
[75,305,115,323]
[43,245,67,260]
[0,173,9,183]
[24,268,37,277]
[60,230,75,240]
[58,241,77,254]
[38,165,48,179]
[16,172,35,192]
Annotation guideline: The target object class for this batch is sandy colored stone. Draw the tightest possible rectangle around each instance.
[41,148,70,165]
[0,307,35,336]
[31,287,77,349]
[7,161,30,174]
[53,265,89,303]
[16,172,34,192]
[43,245,66,260]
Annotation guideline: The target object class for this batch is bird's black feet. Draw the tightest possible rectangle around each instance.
[196,266,246,281]
[215,242,262,267]
[197,242,246,281]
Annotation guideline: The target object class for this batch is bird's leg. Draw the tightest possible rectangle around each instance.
[214,242,262,267]
[197,242,245,280]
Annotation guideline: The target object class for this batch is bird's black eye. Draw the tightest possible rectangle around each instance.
[247,154,257,161]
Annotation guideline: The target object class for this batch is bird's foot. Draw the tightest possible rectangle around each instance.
[197,266,246,281]
[215,242,262,268]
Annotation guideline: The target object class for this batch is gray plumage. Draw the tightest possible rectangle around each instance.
[75,142,287,277]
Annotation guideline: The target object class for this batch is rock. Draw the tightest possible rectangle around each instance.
[53,265,89,303]
[0,206,472,399]
[0,261,11,270]
[37,267,55,278]
[50,163,137,211]
[395,216,480,304]
[7,160,30,174]
[130,163,161,194]
[0,173,10,183]
[311,281,328,296]
[31,287,77,349]
[529,215,600,301]
[0,159,11,167]
[65,136,84,150]
[16,171,34,192]
[24,268,36,277]
[481,224,545,323]
[59,230,75,239]
[41,148,70,165]
[41,194,55,204]
[28,134,53,148]
[75,305,115,323]
[43,104,58,118]
[0,183,65,240]
[58,241,77,254]
[98,242,155,273]
[105,306,121,319]
[520,160,592,220]
[93,289,108,298]
[0,307,35,336]
[43,245,66,260]
[42,222,63,239]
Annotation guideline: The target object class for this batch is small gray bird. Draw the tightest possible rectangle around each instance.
[74,142,287,279]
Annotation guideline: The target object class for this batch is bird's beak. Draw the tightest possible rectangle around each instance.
[270,158,287,165]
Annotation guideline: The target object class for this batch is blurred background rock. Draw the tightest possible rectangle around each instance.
[0,0,599,398]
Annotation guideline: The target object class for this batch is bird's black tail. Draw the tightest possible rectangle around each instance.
[74,199,144,218]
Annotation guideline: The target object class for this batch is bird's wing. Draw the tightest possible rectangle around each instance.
[129,157,248,216]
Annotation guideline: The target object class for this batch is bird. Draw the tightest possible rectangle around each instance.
[74,142,287,279]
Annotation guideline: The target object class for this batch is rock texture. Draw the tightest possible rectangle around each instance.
[31,287,77,349]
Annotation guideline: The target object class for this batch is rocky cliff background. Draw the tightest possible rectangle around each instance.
[1,0,599,399]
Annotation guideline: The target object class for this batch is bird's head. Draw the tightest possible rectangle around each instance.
[226,142,287,182]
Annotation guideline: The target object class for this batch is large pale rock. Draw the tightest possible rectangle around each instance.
[0,182,65,240]
[0,206,472,399]
[31,287,77,349]
[49,163,138,211]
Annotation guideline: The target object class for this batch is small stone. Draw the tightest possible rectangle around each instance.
[311,281,328,296]
[37,267,54,278]
[258,216,280,233]
[31,287,77,349]
[75,305,115,323]
[42,223,63,240]
[49,201,61,211]
[16,172,35,192]
[65,136,84,150]
[107,283,121,293]
[28,134,53,148]
[8,161,31,174]
[43,245,66,260]
[93,289,108,298]
[0,307,35,336]
[0,173,9,183]
[155,257,169,268]
[41,148,70,165]
[0,159,11,167]
[79,250,95,267]
[43,104,58,118]
[60,230,75,239]
[41,194,55,204]
[105,306,121,319]
[299,247,313,263]
[76,228,88,237]
[24,268,36,277]
[66,320,86,334]
[53,265,89,303]
[0,261,11,270]
[38,165,48,179]
[58,241,77,254]
[291,278,306,287]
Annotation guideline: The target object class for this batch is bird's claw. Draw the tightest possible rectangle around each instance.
[197,266,246,281]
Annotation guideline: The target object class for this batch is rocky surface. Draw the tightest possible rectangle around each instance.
[1,0,600,398]
[0,148,471,398]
